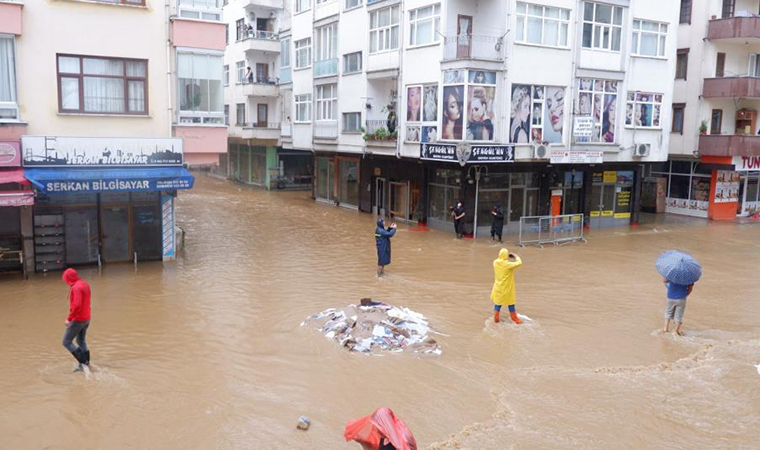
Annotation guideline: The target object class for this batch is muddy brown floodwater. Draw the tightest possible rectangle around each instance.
[1,175,759,450]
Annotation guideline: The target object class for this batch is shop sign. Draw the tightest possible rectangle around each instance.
[420,143,514,164]
[549,149,603,164]
[733,155,760,171]
[573,117,594,138]
[37,178,192,194]
[0,141,21,167]
[603,171,617,183]
[714,170,740,203]
[21,136,183,167]
[0,192,34,207]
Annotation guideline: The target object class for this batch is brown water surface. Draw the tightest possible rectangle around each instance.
[1,176,759,450]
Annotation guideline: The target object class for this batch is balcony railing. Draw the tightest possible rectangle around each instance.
[314,121,339,139]
[243,122,280,129]
[241,29,278,41]
[279,67,292,84]
[699,134,760,157]
[703,76,760,98]
[707,16,760,41]
[443,34,504,62]
[242,77,278,85]
[365,120,392,135]
[314,58,339,78]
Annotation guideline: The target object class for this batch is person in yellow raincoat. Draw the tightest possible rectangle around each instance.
[490,248,523,324]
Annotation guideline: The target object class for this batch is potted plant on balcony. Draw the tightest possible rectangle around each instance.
[699,120,708,135]
[383,104,397,134]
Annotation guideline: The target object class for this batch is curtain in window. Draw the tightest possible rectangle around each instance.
[0,37,17,104]
[83,77,125,113]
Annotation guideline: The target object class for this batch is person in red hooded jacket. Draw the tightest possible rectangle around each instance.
[61,268,91,369]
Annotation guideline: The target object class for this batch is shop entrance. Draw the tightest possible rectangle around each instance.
[316,157,335,202]
[389,181,409,221]
[64,208,99,265]
[590,171,633,228]
[476,173,539,236]
[738,172,760,217]
[101,205,130,262]
[374,178,386,216]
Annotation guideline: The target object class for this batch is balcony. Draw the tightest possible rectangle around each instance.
[707,16,760,42]
[443,34,504,62]
[279,67,292,84]
[314,59,339,78]
[242,78,279,97]
[699,134,760,157]
[703,77,760,98]
[364,120,397,150]
[367,51,399,78]
[244,0,283,10]
[241,30,280,54]
[241,122,281,141]
[314,121,338,140]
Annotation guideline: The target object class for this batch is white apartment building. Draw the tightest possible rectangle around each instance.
[665,0,760,220]
[0,0,225,273]
[234,0,679,235]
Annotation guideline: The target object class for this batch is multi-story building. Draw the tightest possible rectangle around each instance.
[223,0,313,189]
[274,0,679,235]
[0,0,225,274]
[667,0,760,220]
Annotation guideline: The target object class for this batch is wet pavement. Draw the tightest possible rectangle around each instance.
[1,175,759,450]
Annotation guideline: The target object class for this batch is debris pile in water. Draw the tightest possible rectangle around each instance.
[302,299,441,355]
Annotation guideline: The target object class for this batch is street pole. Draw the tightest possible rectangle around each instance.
[473,168,480,239]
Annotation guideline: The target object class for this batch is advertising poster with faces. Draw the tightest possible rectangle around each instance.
[577,79,618,143]
[406,84,438,143]
[466,71,496,141]
[715,170,741,203]
[509,84,565,144]
[442,84,464,140]
[625,92,662,128]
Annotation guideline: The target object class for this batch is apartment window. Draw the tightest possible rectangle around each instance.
[721,0,734,19]
[316,84,337,121]
[295,94,311,122]
[680,0,692,24]
[370,6,400,54]
[711,109,722,134]
[343,52,362,73]
[295,38,312,69]
[281,38,291,68]
[625,92,662,128]
[716,53,726,77]
[178,0,222,21]
[57,54,147,115]
[672,103,685,134]
[346,0,361,9]
[236,19,247,41]
[576,78,618,143]
[223,65,229,86]
[177,51,224,124]
[236,61,245,83]
[515,2,571,48]
[295,0,311,13]
[676,49,688,80]
[236,103,246,125]
[226,24,229,45]
[343,112,361,132]
[631,20,667,57]
[409,4,441,46]
[315,24,338,62]
[582,2,623,51]
[0,36,18,120]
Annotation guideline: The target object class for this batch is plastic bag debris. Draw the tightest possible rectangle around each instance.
[302,301,442,355]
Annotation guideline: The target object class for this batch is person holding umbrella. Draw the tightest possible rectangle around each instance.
[375,218,397,277]
[656,250,702,336]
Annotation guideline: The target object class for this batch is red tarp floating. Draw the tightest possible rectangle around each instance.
[344,407,417,450]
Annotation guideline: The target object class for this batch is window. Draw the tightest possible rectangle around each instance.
[236,103,245,125]
[346,0,361,9]
[226,24,229,45]
[672,103,685,133]
[515,2,571,48]
[343,52,362,73]
[281,38,291,68]
[716,53,726,77]
[223,65,229,86]
[84,0,145,4]
[295,0,311,13]
[0,36,18,120]
[236,19,247,41]
[582,2,623,51]
[295,38,312,69]
[631,20,667,57]
[236,61,245,83]
[711,109,722,134]
[343,112,361,132]
[575,78,618,143]
[224,105,229,125]
[315,24,337,62]
[625,92,662,128]
[680,0,692,24]
[721,0,734,19]
[57,54,148,115]
[748,54,760,77]
[295,94,311,122]
[178,0,222,21]
[409,4,441,47]
[511,84,566,144]
[370,6,400,54]
[177,51,224,124]
[316,84,337,121]
[676,49,688,79]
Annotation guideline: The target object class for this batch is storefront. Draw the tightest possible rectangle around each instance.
[648,160,711,218]
[21,136,193,272]
[230,144,268,186]
[0,141,33,274]
[359,155,424,223]
[314,153,360,209]
[229,144,312,190]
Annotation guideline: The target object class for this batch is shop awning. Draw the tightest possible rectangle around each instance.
[0,190,34,207]
[24,167,195,194]
[0,168,30,186]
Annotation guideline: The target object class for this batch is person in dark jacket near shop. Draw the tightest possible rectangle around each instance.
[375,218,397,276]
[452,201,466,239]
[61,268,92,370]
[490,202,505,243]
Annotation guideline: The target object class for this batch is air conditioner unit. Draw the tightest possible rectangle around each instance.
[633,143,650,157]
[533,143,549,159]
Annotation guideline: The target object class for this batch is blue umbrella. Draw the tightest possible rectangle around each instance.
[656,250,702,285]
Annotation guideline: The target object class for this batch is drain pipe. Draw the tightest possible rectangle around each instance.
[166,0,174,135]
[395,0,405,160]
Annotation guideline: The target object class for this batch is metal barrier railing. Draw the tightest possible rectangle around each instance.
[518,214,586,248]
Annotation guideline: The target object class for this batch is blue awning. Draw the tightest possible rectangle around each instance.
[24,167,194,194]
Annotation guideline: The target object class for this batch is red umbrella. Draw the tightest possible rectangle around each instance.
[344,407,417,450]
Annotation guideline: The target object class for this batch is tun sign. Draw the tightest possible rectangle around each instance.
[733,155,760,171]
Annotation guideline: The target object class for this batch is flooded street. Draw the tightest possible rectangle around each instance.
[2,175,759,450]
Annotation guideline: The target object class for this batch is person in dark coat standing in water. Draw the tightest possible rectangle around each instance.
[452,201,466,239]
[490,202,505,243]
[61,268,92,370]
[375,218,397,276]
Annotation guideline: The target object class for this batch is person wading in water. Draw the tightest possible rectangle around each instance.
[61,268,92,370]
[375,218,397,276]
[490,248,523,324]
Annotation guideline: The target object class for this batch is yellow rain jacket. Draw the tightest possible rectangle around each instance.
[490,249,522,306]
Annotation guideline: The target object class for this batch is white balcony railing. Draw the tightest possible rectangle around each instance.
[314,121,338,139]
[242,29,278,41]
[443,34,504,61]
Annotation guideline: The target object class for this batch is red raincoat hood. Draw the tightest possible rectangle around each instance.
[62,268,80,286]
